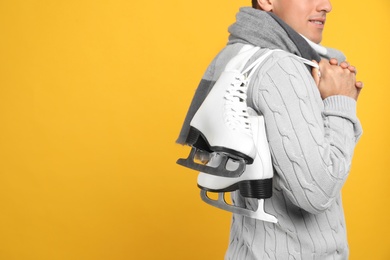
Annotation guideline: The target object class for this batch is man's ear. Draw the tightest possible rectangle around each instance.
[257,0,274,12]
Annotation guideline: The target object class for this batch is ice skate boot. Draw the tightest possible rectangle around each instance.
[177,47,320,177]
[197,107,278,223]
[177,45,266,176]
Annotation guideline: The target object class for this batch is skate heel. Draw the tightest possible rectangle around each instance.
[238,178,273,199]
[186,126,200,145]
[186,126,212,152]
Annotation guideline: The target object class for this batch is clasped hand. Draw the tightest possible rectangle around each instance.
[312,58,363,101]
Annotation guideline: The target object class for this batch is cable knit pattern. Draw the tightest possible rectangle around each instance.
[250,53,358,214]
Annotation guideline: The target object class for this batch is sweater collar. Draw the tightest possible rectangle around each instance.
[300,34,328,56]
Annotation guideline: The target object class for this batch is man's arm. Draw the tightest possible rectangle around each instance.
[249,53,362,214]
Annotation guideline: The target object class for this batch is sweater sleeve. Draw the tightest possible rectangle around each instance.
[248,53,362,214]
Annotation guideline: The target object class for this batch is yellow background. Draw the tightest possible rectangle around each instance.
[0,0,389,259]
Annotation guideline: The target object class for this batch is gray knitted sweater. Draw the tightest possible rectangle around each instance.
[177,7,362,260]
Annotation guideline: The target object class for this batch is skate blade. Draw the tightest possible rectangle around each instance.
[200,190,278,223]
[177,147,245,177]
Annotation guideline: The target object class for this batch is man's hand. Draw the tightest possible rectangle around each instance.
[312,59,363,101]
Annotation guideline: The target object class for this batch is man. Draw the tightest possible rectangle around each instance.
[177,0,363,259]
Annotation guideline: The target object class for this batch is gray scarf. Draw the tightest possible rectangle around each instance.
[228,8,345,63]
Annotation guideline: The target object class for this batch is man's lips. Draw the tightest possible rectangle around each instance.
[309,17,326,25]
[309,17,326,26]
[310,20,324,25]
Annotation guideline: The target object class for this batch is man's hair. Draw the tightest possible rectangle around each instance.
[252,0,257,8]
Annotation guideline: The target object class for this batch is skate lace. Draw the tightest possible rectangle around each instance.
[222,48,319,136]
[224,74,252,135]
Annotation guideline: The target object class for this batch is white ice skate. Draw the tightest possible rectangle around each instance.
[177,46,319,177]
[198,108,278,223]
[177,45,274,176]
[177,44,320,221]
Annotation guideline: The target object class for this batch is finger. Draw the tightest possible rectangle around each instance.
[329,58,338,65]
[355,81,364,89]
[348,65,357,74]
[340,61,350,69]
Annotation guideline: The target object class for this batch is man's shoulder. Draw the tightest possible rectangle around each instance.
[249,48,311,74]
